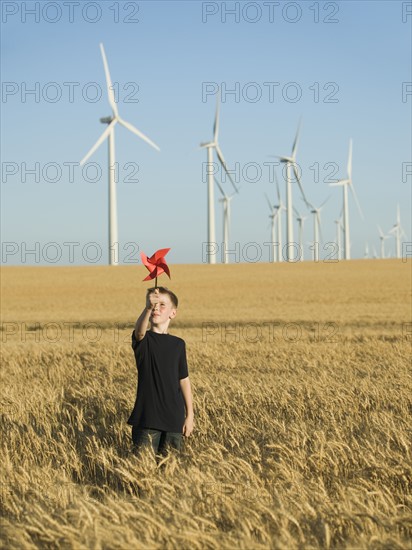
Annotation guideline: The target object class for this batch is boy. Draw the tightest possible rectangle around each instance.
[128,286,194,456]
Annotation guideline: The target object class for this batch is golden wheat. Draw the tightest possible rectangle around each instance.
[1,259,411,549]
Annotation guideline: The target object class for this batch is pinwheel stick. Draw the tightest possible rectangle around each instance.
[155,276,158,289]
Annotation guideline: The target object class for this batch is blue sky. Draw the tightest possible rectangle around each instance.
[1,0,411,265]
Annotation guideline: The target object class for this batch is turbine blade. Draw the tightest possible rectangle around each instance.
[305,198,315,211]
[291,117,302,159]
[349,182,364,220]
[214,175,225,197]
[270,155,289,162]
[274,170,281,203]
[317,212,324,244]
[264,192,273,212]
[329,179,348,187]
[80,119,117,165]
[319,194,331,210]
[293,163,311,209]
[215,144,238,193]
[100,43,119,118]
[117,117,160,151]
[377,225,384,238]
[347,138,353,181]
[213,87,220,142]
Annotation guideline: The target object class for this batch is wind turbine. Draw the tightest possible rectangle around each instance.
[273,119,310,262]
[215,176,237,264]
[308,197,330,262]
[378,225,390,259]
[200,89,239,264]
[389,205,406,259]
[265,192,279,263]
[80,43,160,266]
[266,171,286,262]
[364,242,369,259]
[272,171,285,262]
[293,206,307,261]
[329,139,363,260]
[335,216,343,260]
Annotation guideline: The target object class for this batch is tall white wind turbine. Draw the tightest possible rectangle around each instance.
[265,192,279,263]
[273,119,310,262]
[220,195,235,264]
[265,172,285,262]
[329,139,363,260]
[273,171,285,262]
[378,225,389,259]
[80,43,160,266]
[335,216,343,260]
[308,197,329,262]
[200,89,239,264]
[293,206,307,261]
[389,205,406,259]
[215,176,237,264]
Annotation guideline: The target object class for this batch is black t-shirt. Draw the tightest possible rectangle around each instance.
[127,330,189,433]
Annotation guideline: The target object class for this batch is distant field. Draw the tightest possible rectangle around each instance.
[1,260,411,549]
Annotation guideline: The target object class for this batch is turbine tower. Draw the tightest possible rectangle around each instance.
[308,197,329,262]
[80,43,160,266]
[215,176,237,264]
[265,192,278,263]
[293,206,307,261]
[273,171,285,262]
[274,119,310,262]
[378,225,389,259]
[220,195,234,264]
[329,139,363,260]
[389,205,406,259]
[335,217,343,260]
[200,89,238,264]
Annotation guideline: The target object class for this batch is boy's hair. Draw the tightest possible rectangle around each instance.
[147,286,178,308]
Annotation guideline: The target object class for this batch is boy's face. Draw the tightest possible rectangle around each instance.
[150,292,177,325]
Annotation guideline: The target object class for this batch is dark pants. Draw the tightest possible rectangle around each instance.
[132,426,183,455]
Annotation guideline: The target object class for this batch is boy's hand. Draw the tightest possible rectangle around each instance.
[182,415,194,437]
[146,287,160,311]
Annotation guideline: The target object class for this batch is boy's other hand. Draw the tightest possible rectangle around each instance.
[182,415,194,437]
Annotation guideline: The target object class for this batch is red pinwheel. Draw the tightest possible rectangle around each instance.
[141,248,171,288]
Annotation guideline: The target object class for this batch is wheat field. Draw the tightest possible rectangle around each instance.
[1,259,411,549]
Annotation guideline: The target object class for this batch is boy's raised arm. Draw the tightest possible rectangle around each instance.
[134,288,160,341]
